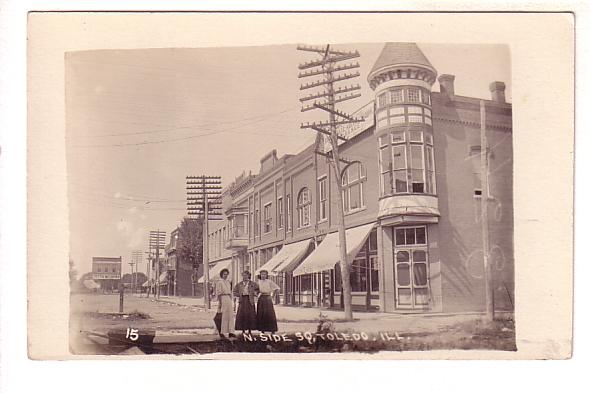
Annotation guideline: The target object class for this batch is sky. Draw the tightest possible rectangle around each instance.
[66,42,511,276]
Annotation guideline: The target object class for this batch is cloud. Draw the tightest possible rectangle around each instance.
[128,226,146,248]
[114,192,122,199]
[116,220,133,235]
[116,219,146,249]
[139,214,147,220]
[127,206,139,215]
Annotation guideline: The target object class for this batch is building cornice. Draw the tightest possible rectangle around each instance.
[433,116,512,131]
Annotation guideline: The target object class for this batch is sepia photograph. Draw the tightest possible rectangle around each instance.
[24,12,574,363]
[65,40,515,356]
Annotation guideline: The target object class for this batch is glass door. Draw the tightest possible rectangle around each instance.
[394,226,430,310]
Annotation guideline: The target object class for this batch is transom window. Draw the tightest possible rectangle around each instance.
[379,129,436,196]
[297,188,311,228]
[342,162,366,213]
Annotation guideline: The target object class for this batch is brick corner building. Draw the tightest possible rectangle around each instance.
[207,43,513,315]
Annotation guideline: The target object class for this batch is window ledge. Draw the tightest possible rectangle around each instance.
[344,206,367,216]
[317,218,328,224]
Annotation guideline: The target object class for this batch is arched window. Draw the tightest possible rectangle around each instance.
[297,188,311,228]
[342,162,366,213]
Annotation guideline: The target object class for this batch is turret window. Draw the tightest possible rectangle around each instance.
[379,129,436,196]
[390,89,403,104]
[407,88,421,103]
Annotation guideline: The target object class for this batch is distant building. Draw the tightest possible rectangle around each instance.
[205,43,513,315]
[91,256,122,291]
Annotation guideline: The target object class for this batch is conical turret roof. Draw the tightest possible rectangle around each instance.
[370,43,434,75]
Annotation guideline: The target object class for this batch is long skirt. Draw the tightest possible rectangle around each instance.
[218,294,234,335]
[256,294,278,332]
[235,296,257,331]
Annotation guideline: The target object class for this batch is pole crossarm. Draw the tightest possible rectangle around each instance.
[310,103,360,121]
[299,84,360,102]
[297,52,360,70]
[298,62,360,79]
[300,72,361,90]
[296,44,354,56]
[301,123,347,141]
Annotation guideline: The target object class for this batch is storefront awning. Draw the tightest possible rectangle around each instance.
[83,279,100,290]
[292,223,374,276]
[256,239,312,275]
[198,258,232,283]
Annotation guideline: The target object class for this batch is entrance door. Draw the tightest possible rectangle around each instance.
[394,249,430,309]
[393,226,430,310]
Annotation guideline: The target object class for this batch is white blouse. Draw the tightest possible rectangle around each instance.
[258,279,280,294]
[215,279,232,296]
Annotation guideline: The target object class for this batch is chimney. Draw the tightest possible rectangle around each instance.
[489,81,506,103]
[260,149,278,173]
[438,74,455,99]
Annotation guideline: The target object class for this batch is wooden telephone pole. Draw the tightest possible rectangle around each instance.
[149,230,166,299]
[297,44,364,321]
[186,175,223,310]
[131,250,142,294]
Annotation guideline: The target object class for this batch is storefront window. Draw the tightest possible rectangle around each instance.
[351,258,367,292]
[300,274,312,292]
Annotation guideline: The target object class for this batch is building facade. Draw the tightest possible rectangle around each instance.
[91,256,122,292]
[206,43,513,314]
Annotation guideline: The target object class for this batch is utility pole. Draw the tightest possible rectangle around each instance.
[128,261,135,294]
[131,250,142,295]
[186,175,222,310]
[297,44,364,321]
[480,100,494,321]
[149,230,166,300]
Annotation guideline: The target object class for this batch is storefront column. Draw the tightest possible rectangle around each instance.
[379,224,396,312]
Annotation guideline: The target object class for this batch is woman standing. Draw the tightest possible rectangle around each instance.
[256,270,280,333]
[214,269,235,338]
[233,271,259,334]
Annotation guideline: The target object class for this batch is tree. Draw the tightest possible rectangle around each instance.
[177,216,203,272]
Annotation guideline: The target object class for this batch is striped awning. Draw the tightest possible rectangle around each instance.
[292,223,374,276]
[256,239,312,275]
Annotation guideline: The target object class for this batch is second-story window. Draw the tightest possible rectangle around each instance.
[286,195,292,231]
[318,176,327,221]
[277,197,284,229]
[379,130,436,196]
[263,202,272,234]
[342,162,366,213]
[297,188,311,228]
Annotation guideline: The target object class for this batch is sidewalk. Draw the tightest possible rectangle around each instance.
[149,294,489,334]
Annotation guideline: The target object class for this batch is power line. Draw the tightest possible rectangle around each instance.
[69,108,298,148]
[67,107,298,139]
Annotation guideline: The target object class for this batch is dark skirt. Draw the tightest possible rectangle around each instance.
[256,294,278,333]
[235,296,257,331]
